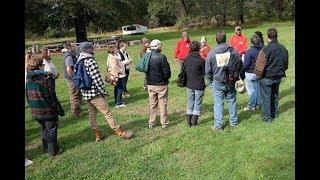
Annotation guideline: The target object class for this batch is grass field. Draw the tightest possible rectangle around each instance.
[25,21,295,179]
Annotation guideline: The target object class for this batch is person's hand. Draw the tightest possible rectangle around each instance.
[174,58,179,61]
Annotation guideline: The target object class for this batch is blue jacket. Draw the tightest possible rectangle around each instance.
[244,45,263,73]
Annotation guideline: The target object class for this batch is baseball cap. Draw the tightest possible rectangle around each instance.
[150,39,163,49]
[79,42,95,51]
[235,26,241,31]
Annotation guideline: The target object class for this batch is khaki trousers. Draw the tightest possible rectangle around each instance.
[147,85,169,125]
[68,81,82,115]
[87,95,119,130]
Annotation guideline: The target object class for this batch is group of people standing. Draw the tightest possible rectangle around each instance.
[25,25,288,158]
[25,41,135,157]
[173,26,288,130]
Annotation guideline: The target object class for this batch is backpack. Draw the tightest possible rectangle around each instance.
[224,47,243,85]
[135,52,152,73]
[72,57,93,90]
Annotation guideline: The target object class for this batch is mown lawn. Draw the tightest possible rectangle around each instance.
[25,21,295,179]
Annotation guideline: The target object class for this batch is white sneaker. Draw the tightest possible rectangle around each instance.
[243,106,255,111]
[25,158,34,166]
[116,104,126,108]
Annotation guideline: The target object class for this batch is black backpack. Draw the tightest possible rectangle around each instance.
[224,47,243,85]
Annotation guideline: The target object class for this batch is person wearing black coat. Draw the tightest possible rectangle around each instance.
[184,41,206,127]
[146,39,171,129]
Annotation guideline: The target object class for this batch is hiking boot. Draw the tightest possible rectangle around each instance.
[211,126,223,131]
[191,115,199,126]
[115,126,134,139]
[148,124,156,128]
[94,129,105,142]
[186,114,192,127]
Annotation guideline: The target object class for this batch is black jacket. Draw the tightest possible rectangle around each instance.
[254,41,288,79]
[146,50,171,85]
[184,52,206,90]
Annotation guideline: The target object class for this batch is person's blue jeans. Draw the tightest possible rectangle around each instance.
[114,78,125,105]
[211,80,238,128]
[123,69,130,92]
[245,72,260,109]
[187,88,204,116]
[258,78,281,122]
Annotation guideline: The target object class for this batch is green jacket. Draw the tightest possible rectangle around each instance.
[135,52,152,73]
[25,70,64,120]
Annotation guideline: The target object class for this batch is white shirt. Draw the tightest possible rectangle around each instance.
[43,59,59,78]
[117,50,132,70]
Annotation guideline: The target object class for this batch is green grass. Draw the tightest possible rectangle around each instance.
[25,21,295,179]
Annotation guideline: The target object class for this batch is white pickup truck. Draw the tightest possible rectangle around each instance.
[122,24,148,35]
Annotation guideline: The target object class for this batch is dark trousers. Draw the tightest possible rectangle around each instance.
[36,118,59,155]
[258,78,281,122]
[180,61,184,71]
[114,78,125,105]
[123,69,130,92]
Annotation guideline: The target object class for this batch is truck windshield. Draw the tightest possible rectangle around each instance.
[124,26,136,31]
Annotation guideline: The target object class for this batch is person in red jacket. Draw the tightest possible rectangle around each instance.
[229,26,248,61]
[199,36,211,59]
[174,31,191,70]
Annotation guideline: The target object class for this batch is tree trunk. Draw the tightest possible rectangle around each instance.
[74,5,87,43]
[222,0,226,26]
[238,0,245,24]
[239,14,244,24]
[277,0,284,20]
[179,0,188,17]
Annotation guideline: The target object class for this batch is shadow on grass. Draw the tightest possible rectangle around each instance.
[124,110,185,132]
[25,126,112,159]
[279,86,295,98]
[278,100,295,114]
[106,87,149,107]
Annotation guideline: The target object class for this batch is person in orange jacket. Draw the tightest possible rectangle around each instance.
[174,31,191,70]
[229,26,249,61]
[199,36,211,59]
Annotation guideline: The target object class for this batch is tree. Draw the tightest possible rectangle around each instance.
[237,0,245,24]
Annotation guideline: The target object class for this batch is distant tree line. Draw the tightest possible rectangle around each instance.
[25,0,295,42]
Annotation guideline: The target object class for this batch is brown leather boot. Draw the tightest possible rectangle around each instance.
[115,126,133,139]
[94,130,105,142]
